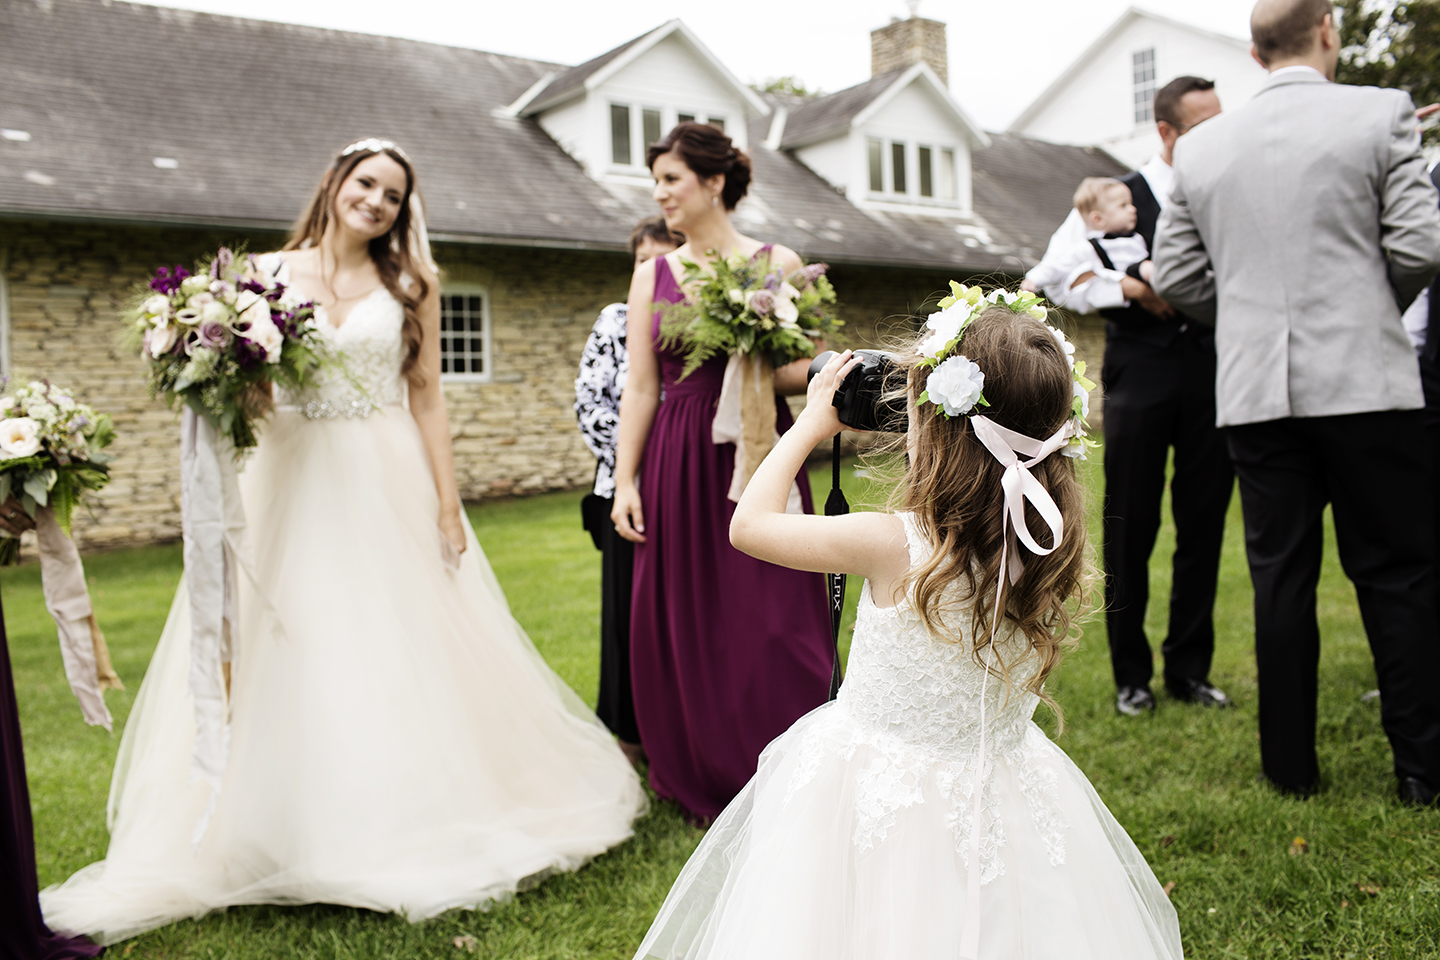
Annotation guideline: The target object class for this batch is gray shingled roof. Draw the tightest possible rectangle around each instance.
[0,0,1128,272]
[779,69,907,149]
[520,28,654,115]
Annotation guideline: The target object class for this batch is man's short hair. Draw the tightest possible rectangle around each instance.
[1251,0,1332,66]
[627,215,682,260]
[1073,178,1129,217]
[1154,76,1217,128]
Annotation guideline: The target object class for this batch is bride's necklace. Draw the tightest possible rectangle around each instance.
[318,250,381,307]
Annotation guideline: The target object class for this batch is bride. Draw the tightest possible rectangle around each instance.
[40,139,647,944]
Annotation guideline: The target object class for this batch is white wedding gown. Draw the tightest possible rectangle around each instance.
[41,263,646,944]
[634,513,1182,959]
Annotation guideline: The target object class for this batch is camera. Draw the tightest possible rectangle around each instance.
[807,350,907,432]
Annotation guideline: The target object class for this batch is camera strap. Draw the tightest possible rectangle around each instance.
[823,434,848,701]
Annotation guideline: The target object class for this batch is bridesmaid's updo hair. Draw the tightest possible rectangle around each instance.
[646,122,752,210]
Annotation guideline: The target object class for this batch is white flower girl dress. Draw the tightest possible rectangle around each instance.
[634,512,1183,960]
[41,258,646,944]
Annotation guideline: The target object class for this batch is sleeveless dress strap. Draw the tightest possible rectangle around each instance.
[896,512,931,571]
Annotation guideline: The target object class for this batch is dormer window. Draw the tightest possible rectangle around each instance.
[610,105,728,168]
[866,138,956,203]
[610,104,633,165]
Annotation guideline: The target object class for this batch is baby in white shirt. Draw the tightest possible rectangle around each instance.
[1025,178,1154,315]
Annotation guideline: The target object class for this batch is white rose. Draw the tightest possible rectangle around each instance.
[242,310,284,363]
[0,418,42,458]
[186,291,215,310]
[200,300,230,326]
[773,284,800,326]
[0,398,13,413]
[180,274,210,297]
[142,294,172,317]
[727,288,744,305]
[919,301,973,359]
[149,322,179,358]
[924,355,986,417]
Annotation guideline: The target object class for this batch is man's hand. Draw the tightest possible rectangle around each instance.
[1122,275,1177,319]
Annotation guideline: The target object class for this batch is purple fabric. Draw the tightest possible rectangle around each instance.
[630,252,832,823]
[1,591,103,960]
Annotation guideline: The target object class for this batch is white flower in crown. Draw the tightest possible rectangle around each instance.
[1048,324,1076,368]
[924,355,986,417]
[1074,379,1090,419]
[1062,435,1088,460]
[919,300,975,359]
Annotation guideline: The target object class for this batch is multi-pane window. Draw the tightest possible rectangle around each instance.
[643,109,662,150]
[891,142,907,194]
[610,104,632,164]
[439,286,491,382]
[677,112,695,124]
[918,146,933,198]
[867,139,884,192]
[707,117,725,131]
[937,148,956,201]
[1133,48,1157,123]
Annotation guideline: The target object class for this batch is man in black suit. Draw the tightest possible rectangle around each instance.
[1424,163,1440,611]
[1099,76,1235,716]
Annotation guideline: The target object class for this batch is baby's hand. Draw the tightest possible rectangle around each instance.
[1139,260,1155,284]
[798,349,862,438]
[1020,277,1038,293]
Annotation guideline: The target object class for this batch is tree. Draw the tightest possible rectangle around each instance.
[753,77,818,99]
[1336,0,1440,141]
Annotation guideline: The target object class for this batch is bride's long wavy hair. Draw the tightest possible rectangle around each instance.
[285,142,430,385]
[872,305,1097,728]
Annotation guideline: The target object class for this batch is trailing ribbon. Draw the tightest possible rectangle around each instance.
[958,414,1076,960]
[32,507,123,731]
[178,407,250,845]
[712,353,802,514]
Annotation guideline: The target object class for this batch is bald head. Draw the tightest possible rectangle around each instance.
[1251,0,1334,66]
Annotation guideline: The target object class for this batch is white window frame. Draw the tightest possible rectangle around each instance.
[1133,48,1157,125]
[438,282,492,384]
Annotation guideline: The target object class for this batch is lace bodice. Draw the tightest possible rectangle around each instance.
[785,512,1068,882]
[262,255,407,417]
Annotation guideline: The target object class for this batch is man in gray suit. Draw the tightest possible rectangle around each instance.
[1153,0,1440,804]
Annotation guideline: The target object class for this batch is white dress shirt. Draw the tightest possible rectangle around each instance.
[1137,155,1175,209]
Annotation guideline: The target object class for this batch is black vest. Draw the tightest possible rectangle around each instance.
[1425,165,1440,365]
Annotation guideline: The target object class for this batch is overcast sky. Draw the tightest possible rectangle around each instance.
[129,0,1258,130]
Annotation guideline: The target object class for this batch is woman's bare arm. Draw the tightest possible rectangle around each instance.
[406,271,466,554]
[611,258,662,543]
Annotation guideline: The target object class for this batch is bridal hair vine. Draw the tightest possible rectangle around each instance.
[916,282,1099,460]
[339,138,412,163]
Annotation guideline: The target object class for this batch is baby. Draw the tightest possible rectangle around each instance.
[1025,177,1153,315]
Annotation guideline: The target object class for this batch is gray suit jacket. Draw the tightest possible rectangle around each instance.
[1152,69,1440,427]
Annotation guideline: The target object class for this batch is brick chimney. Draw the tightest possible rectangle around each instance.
[870,8,948,85]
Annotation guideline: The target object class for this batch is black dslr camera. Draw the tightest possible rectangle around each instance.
[807,350,907,432]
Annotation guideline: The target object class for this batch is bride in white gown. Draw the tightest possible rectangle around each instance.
[41,139,647,944]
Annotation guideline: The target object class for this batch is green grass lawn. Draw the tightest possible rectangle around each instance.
[5,459,1438,958]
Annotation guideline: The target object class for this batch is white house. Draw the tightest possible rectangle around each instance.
[1007,7,1268,168]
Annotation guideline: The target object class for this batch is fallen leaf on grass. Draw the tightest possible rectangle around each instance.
[1288,836,1309,856]
[454,935,479,952]
[1162,881,1176,897]
[1341,900,1350,908]
[1355,883,1380,896]
[1161,835,1175,848]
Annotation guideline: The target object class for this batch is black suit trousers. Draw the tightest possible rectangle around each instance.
[1102,333,1234,690]
[1227,411,1440,791]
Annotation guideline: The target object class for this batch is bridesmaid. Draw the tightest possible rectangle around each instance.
[0,509,101,960]
[611,122,833,823]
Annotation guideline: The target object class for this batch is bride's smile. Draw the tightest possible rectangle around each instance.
[333,153,406,239]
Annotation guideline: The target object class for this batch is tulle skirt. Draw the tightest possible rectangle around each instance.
[634,703,1183,960]
[41,407,646,944]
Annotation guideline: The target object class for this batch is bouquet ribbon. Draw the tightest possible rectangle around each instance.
[33,508,123,731]
[711,353,802,513]
[179,407,258,845]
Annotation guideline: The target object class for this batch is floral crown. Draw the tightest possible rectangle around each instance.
[915,282,1099,460]
[339,138,411,162]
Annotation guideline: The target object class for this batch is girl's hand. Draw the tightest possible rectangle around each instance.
[797,349,862,438]
[612,484,646,543]
[440,507,467,558]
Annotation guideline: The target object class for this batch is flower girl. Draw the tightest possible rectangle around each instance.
[632,290,1183,959]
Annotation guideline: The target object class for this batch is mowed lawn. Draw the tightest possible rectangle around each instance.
[5,458,1438,959]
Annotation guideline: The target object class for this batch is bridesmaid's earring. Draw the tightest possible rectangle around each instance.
[712,194,720,207]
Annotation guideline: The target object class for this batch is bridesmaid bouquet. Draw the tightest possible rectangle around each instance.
[126,247,330,450]
[0,380,115,565]
[658,251,840,379]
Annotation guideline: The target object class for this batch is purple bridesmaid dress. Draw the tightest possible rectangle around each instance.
[630,252,833,823]
[1,590,102,960]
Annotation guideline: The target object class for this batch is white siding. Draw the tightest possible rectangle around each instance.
[1012,18,1267,168]
[857,80,973,212]
[794,131,860,197]
[535,96,591,172]
[599,34,749,159]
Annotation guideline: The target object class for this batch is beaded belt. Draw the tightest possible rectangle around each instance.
[275,399,390,420]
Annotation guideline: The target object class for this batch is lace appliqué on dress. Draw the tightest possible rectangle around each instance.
[781,512,1069,881]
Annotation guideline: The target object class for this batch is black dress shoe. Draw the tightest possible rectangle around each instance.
[1166,677,1233,708]
[1260,775,1318,799]
[1116,685,1156,716]
[1398,777,1437,807]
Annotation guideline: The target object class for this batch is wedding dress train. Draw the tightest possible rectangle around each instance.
[41,261,646,944]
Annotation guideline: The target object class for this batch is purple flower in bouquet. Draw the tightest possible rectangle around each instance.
[149,265,190,295]
[209,247,234,280]
[798,263,829,287]
[763,270,784,293]
[748,289,777,317]
[197,320,230,350]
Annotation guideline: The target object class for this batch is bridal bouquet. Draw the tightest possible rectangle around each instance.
[0,380,115,565]
[658,251,840,379]
[127,247,330,450]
